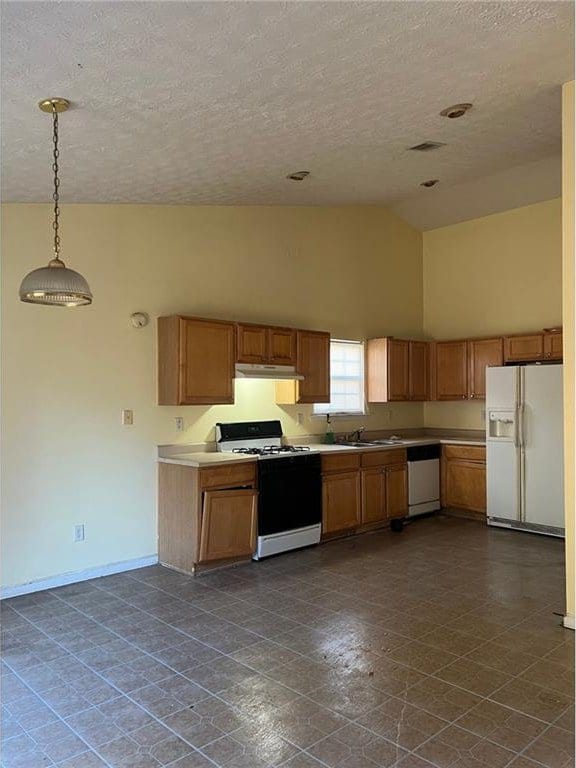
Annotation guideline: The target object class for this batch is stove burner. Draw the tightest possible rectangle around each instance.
[231,445,311,456]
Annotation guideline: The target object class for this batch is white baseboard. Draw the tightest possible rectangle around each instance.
[563,614,575,630]
[1,555,158,599]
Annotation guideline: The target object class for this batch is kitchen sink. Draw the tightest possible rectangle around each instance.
[339,439,405,447]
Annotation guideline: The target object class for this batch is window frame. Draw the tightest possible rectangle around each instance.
[313,338,367,417]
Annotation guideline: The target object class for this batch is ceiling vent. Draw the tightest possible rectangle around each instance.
[286,170,310,181]
[408,141,446,152]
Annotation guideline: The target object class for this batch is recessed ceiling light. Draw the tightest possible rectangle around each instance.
[286,170,310,181]
[440,103,473,119]
[420,179,439,188]
[408,142,446,152]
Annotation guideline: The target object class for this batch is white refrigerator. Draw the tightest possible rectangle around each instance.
[486,364,564,537]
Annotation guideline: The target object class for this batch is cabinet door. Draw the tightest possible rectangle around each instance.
[237,324,268,364]
[468,338,503,400]
[198,489,257,563]
[385,464,408,519]
[442,459,486,514]
[296,330,331,404]
[322,471,361,534]
[388,339,410,401]
[543,332,563,361]
[268,327,297,365]
[180,318,235,404]
[503,334,544,363]
[435,341,468,400]
[409,341,429,401]
[361,469,387,524]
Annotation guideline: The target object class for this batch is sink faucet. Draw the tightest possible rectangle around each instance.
[348,426,366,442]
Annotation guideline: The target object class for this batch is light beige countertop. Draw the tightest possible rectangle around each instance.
[157,435,485,467]
[158,452,257,468]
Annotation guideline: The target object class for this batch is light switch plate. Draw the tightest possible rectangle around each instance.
[122,409,134,426]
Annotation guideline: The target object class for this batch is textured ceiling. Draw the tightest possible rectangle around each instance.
[1,1,574,223]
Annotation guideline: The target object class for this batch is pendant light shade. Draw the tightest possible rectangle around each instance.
[19,98,92,307]
[19,258,92,306]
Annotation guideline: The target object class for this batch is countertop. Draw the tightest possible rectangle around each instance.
[158,436,485,467]
[158,452,257,468]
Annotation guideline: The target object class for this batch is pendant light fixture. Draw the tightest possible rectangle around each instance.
[19,98,92,307]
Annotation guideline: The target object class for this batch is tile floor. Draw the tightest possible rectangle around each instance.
[1,516,574,768]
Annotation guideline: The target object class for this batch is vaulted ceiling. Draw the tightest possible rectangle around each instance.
[1,1,573,228]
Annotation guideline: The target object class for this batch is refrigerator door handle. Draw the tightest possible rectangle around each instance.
[517,404,525,448]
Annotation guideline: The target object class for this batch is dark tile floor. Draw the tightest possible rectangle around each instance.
[1,516,574,768]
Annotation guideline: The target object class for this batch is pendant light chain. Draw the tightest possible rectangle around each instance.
[51,104,61,259]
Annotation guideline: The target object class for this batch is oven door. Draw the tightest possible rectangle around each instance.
[257,454,322,536]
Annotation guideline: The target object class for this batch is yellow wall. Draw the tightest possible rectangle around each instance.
[562,81,574,626]
[423,198,563,429]
[1,204,423,589]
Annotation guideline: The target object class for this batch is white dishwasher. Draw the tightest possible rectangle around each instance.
[407,444,441,517]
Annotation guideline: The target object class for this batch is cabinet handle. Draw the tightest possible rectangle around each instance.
[462,395,466,399]
[470,393,475,399]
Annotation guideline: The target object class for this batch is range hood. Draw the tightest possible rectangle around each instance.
[235,363,304,381]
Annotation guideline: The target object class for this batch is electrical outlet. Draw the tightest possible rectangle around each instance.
[122,409,133,426]
[175,417,184,432]
[74,524,85,543]
[297,413,304,425]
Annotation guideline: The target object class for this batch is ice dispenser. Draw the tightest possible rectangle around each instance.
[487,410,515,439]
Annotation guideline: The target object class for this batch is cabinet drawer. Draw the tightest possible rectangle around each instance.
[361,449,406,468]
[442,445,486,463]
[321,452,361,473]
[199,463,256,490]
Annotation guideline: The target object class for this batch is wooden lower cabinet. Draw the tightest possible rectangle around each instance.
[322,450,408,537]
[385,463,408,519]
[441,445,486,515]
[198,489,257,563]
[361,468,386,524]
[322,471,362,534]
[158,461,257,573]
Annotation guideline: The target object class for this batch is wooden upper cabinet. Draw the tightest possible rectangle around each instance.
[236,324,268,363]
[367,337,428,402]
[468,338,503,400]
[277,329,330,405]
[434,341,468,400]
[503,334,544,363]
[544,331,563,361]
[158,316,235,405]
[237,324,297,366]
[387,339,410,401]
[268,327,297,365]
[409,341,429,401]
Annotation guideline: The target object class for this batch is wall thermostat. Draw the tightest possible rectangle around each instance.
[130,312,149,328]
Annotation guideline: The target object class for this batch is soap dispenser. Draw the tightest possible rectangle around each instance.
[324,414,335,445]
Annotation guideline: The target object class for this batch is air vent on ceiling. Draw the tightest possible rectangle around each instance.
[408,141,446,152]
